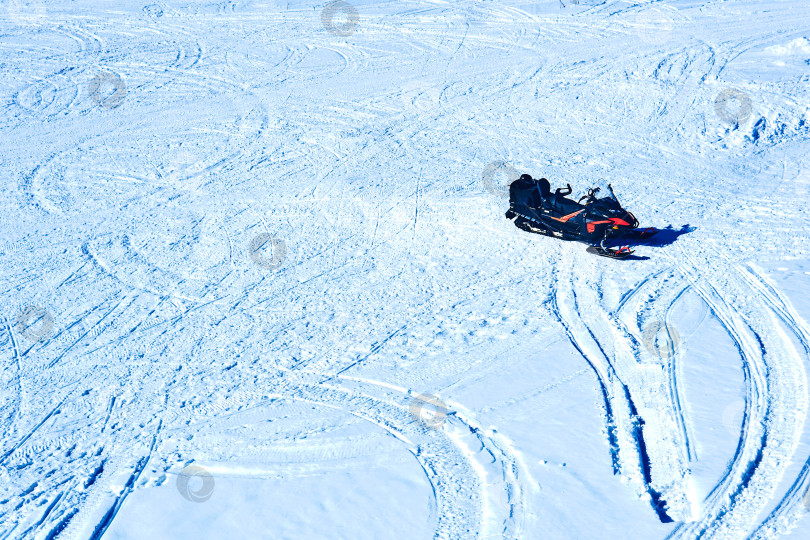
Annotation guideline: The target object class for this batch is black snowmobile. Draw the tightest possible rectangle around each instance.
[504,174,654,259]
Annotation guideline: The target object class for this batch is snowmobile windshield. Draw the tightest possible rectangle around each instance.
[589,182,619,204]
[583,182,625,216]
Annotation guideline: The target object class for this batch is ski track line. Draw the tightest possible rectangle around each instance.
[20,492,66,539]
[550,254,678,522]
[178,374,486,538]
[574,260,692,522]
[740,264,810,539]
[86,420,161,540]
[11,70,80,120]
[665,257,806,539]
[548,260,621,474]
[666,275,768,539]
[0,394,71,466]
[1,316,24,430]
[616,267,671,315]
[339,374,529,539]
[320,378,522,539]
[621,267,697,467]
[46,295,129,369]
[155,367,525,539]
[664,283,697,464]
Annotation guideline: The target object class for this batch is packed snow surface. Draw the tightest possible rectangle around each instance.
[2,0,810,538]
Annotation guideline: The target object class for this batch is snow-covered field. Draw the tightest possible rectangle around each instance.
[2,0,810,538]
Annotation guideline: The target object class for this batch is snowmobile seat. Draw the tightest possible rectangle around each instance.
[537,177,551,198]
[551,192,584,216]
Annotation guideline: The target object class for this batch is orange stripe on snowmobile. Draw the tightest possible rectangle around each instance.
[586,220,612,233]
[550,209,584,223]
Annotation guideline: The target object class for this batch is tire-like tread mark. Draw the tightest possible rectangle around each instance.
[43,508,78,540]
[549,271,621,473]
[551,262,672,522]
[88,421,161,540]
[665,283,695,463]
[665,273,770,539]
[0,395,69,465]
[741,264,810,539]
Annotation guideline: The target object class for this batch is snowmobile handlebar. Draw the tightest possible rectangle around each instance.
[578,187,601,204]
[555,184,572,197]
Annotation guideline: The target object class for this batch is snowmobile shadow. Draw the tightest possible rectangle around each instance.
[634,225,695,248]
[608,225,694,260]
[619,253,651,261]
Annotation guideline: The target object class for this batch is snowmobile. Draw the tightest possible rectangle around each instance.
[504,174,655,259]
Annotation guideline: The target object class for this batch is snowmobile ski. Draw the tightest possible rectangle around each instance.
[586,245,634,259]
